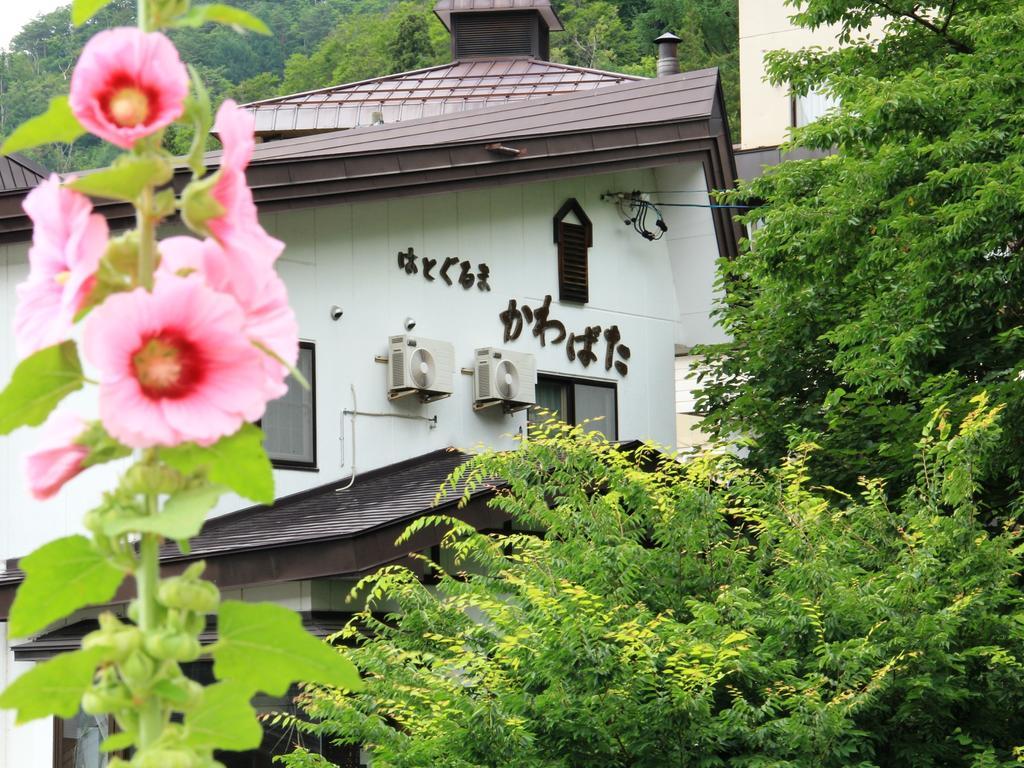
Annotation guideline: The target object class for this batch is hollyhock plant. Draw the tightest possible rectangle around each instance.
[204,100,282,260]
[83,276,272,448]
[0,3,362,762]
[25,410,90,501]
[69,28,188,149]
[159,235,298,398]
[14,175,107,359]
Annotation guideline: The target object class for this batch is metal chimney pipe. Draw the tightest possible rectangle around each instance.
[654,32,682,78]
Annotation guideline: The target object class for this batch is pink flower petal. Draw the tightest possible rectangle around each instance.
[69,28,188,149]
[14,176,107,358]
[25,411,89,500]
[84,276,273,448]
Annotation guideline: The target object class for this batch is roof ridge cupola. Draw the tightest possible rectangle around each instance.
[433,0,563,61]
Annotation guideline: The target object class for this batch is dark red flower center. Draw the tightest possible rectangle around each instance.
[132,332,203,400]
[102,78,156,128]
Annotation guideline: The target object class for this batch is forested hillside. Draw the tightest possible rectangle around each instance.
[0,0,738,172]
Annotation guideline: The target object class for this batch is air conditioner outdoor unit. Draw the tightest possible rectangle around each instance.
[388,334,455,402]
[474,347,537,412]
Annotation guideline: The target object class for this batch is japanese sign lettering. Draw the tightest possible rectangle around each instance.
[397,248,491,292]
[500,294,630,376]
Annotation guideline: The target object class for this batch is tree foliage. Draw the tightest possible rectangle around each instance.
[281,408,1024,767]
[1,0,740,172]
[699,0,1024,507]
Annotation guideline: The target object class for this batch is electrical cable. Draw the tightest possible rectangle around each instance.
[337,384,357,492]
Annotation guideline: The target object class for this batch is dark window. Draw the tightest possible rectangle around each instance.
[554,199,593,304]
[54,712,114,768]
[263,342,316,469]
[183,662,365,768]
[531,374,618,440]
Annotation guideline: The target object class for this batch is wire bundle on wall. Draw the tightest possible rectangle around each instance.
[602,191,668,241]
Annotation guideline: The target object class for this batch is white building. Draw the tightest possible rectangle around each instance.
[0,2,739,765]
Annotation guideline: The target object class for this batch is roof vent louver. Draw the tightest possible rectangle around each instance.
[453,11,539,59]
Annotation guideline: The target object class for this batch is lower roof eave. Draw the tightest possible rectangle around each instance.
[0,491,505,622]
[0,118,738,259]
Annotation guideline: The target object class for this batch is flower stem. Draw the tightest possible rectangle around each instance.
[137,0,150,33]
[137,186,155,291]
[136,496,162,748]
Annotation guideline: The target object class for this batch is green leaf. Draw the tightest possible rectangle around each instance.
[0,342,84,436]
[183,682,262,751]
[78,422,133,469]
[72,0,115,25]
[8,536,126,638]
[99,732,135,753]
[67,156,173,202]
[175,4,271,34]
[0,648,104,724]
[1,97,84,155]
[103,485,224,541]
[160,424,274,504]
[213,601,362,696]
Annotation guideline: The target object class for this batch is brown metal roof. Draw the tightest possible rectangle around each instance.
[0,153,46,192]
[433,0,562,31]
[245,58,638,135]
[0,69,740,259]
[240,67,718,163]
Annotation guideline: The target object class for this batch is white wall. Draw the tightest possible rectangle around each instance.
[257,168,688,504]
[0,163,723,562]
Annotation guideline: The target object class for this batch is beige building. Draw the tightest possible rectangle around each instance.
[738,0,883,166]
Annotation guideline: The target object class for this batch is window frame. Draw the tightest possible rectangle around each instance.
[264,340,318,472]
[533,373,618,440]
[54,712,123,767]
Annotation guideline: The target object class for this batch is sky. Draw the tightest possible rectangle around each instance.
[0,0,66,49]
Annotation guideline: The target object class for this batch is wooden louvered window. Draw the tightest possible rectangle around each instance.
[557,220,589,303]
[554,198,593,305]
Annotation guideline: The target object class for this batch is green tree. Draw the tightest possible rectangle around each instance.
[387,11,437,73]
[699,0,1024,506]
[282,408,1024,768]
[550,1,634,71]
[227,72,283,104]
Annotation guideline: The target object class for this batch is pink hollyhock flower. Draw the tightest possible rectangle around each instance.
[69,28,188,149]
[159,236,298,399]
[14,175,108,359]
[83,276,272,448]
[207,100,282,263]
[26,411,90,501]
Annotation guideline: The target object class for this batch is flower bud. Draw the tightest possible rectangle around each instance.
[180,174,225,238]
[160,676,204,712]
[82,613,142,662]
[158,576,220,614]
[119,649,158,689]
[144,629,201,662]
